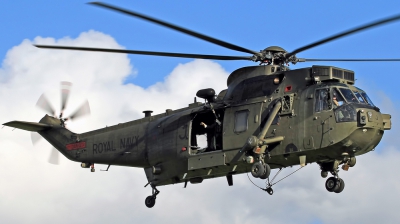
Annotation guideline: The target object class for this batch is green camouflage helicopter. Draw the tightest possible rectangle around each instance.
[4,2,399,208]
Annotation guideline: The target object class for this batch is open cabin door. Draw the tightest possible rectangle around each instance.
[223,102,263,151]
[188,109,224,154]
[186,108,226,171]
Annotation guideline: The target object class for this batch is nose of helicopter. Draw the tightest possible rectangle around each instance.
[338,107,391,156]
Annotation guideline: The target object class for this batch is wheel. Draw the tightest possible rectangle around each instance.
[334,178,345,193]
[321,171,328,178]
[145,196,156,208]
[325,177,339,192]
[348,157,356,167]
[251,162,265,178]
[260,163,271,179]
[90,168,95,172]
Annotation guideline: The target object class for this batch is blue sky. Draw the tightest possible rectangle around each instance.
[1,1,400,224]
[2,0,400,87]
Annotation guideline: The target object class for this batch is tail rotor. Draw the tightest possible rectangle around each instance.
[36,94,56,117]
[33,81,90,165]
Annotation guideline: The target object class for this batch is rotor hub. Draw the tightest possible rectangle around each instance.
[254,46,297,66]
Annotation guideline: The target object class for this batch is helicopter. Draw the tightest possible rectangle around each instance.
[3,2,399,208]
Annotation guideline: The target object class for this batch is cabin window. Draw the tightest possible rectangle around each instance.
[234,110,249,133]
[315,88,331,112]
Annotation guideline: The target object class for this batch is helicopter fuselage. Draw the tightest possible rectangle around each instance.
[33,65,390,187]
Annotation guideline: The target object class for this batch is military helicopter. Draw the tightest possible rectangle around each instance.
[3,2,399,208]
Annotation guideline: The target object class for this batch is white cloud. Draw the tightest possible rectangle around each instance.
[1,31,400,224]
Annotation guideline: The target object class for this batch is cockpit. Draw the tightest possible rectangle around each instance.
[315,86,376,123]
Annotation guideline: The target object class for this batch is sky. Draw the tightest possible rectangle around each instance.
[1,0,400,223]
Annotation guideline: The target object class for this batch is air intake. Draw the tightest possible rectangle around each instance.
[312,66,355,84]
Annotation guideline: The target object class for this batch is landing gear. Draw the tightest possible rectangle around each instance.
[319,156,353,194]
[334,178,345,193]
[248,162,304,195]
[145,184,160,208]
[260,163,271,180]
[251,161,271,179]
[145,196,156,208]
[325,177,345,193]
[251,162,264,178]
[325,177,339,192]
[322,162,346,194]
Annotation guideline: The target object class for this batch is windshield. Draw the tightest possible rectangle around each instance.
[355,87,375,106]
[339,88,359,103]
[353,91,366,104]
[360,92,375,106]
[333,87,375,107]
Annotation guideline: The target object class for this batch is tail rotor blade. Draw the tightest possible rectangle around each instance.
[31,132,42,145]
[48,147,60,165]
[69,100,91,120]
[36,94,55,116]
[60,81,72,117]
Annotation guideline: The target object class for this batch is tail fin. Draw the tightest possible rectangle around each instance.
[4,115,79,164]
[3,121,52,132]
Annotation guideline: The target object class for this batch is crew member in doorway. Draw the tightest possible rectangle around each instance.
[200,121,217,152]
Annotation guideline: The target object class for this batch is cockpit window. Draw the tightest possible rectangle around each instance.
[353,91,366,104]
[334,104,357,123]
[332,88,345,108]
[331,87,376,108]
[355,87,376,106]
[315,88,330,112]
[338,88,359,103]
[360,92,375,106]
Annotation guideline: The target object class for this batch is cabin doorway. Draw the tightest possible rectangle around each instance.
[189,110,224,155]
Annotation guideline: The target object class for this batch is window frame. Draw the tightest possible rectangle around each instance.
[314,88,331,112]
[234,110,249,134]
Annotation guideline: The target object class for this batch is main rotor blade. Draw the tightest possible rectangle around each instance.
[36,93,55,116]
[289,13,400,57]
[48,147,60,165]
[89,2,258,55]
[299,58,400,62]
[34,45,252,60]
[61,81,72,116]
[69,100,91,120]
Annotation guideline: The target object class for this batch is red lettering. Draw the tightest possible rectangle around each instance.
[66,142,86,150]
